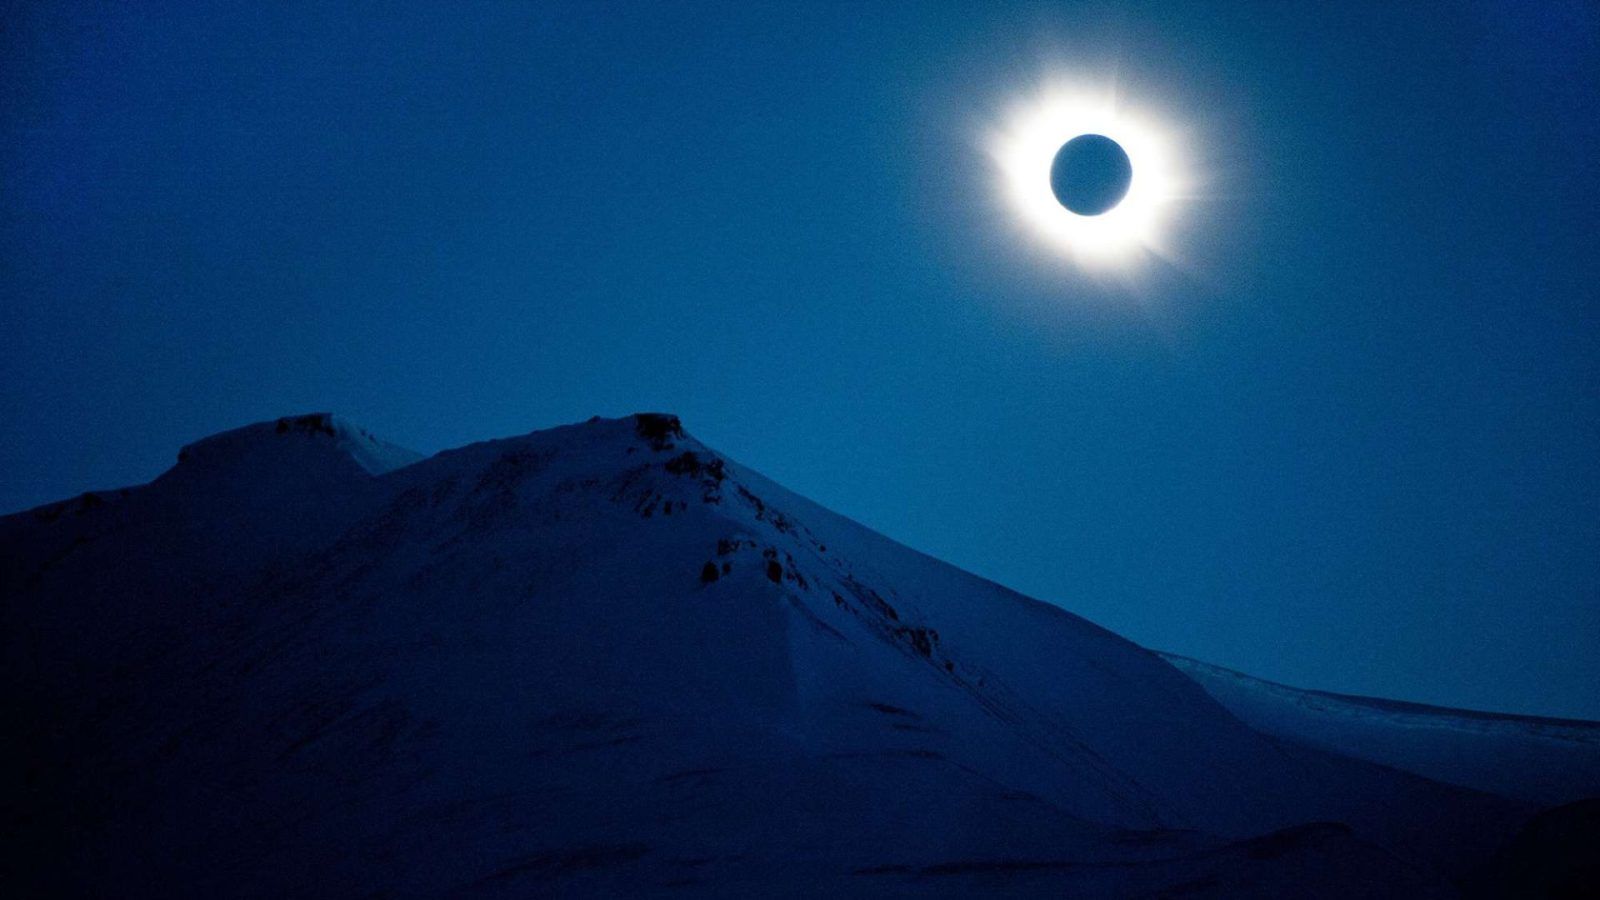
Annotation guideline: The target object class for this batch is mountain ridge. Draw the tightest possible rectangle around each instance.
[1160,652,1600,806]
[2,411,1586,897]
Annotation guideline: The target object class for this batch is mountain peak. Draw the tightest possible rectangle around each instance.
[627,411,685,451]
[173,412,423,478]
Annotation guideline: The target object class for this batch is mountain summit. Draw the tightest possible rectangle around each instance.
[2,414,1591,897]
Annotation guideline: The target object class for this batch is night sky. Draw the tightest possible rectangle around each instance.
[3,1,1597,718]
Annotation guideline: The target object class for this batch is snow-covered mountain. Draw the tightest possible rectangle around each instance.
[1160,654,1600,807]
[1,413,1591,897]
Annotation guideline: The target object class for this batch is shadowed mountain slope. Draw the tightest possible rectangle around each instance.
[2,413,1573,897]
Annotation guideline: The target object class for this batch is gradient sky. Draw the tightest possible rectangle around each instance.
[3,1,1597,718]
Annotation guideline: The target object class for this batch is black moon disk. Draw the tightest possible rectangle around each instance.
[1049,134,1133,216]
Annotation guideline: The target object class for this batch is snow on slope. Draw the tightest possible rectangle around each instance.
[175,412,425,477]
[0,413,1553,897]
[1161,653,1600,807]
[0,413,422,686]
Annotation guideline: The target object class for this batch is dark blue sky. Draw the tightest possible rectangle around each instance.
[3,1,1596,718]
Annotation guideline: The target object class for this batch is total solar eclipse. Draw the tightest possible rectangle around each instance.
[1050,133,1132,216]
[990,87,1183,268]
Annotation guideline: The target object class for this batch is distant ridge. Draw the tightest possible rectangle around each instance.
[1162,653,1600,806]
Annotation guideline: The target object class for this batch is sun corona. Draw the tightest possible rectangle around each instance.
[990,85,1185,270]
